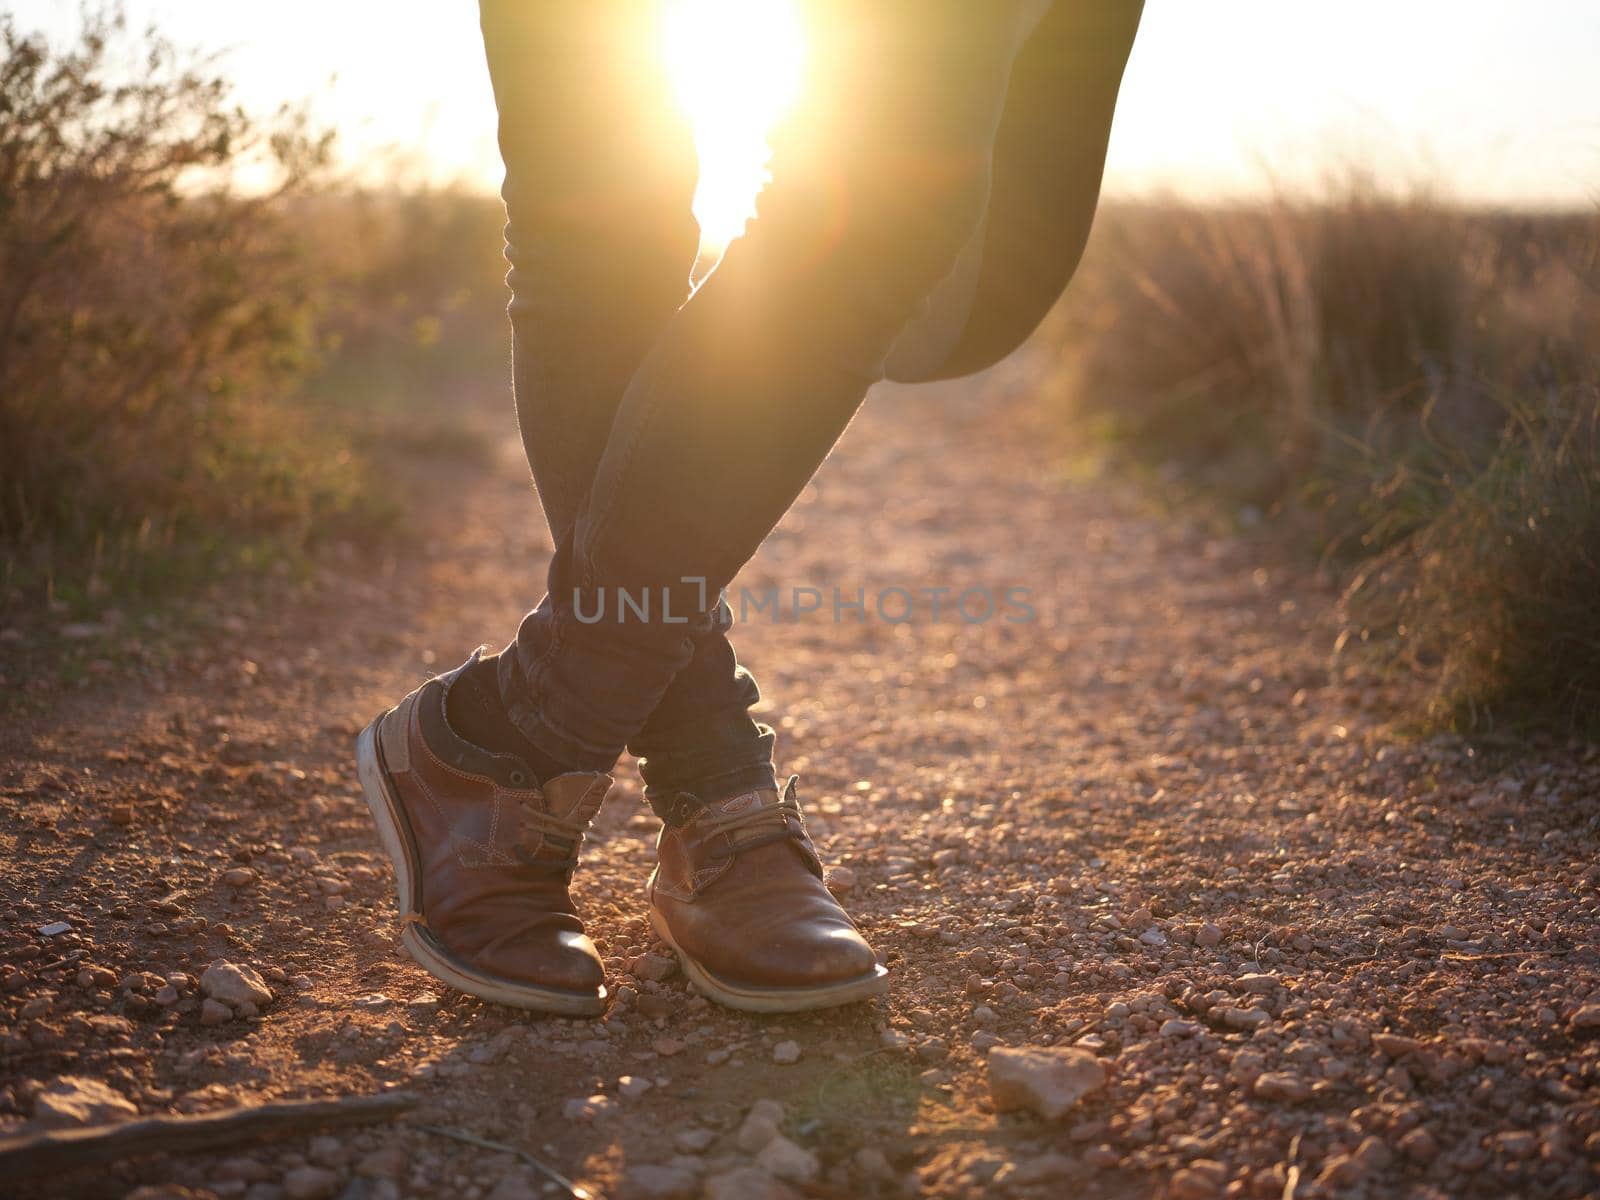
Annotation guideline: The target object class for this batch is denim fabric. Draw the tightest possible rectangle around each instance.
[477,0,1142,784]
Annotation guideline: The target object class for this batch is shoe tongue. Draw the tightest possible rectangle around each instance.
[540,773,612,826]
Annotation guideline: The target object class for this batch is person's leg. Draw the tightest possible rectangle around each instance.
[473,0,775,800]
[885,0,1145,384]
[500,0,1050,774]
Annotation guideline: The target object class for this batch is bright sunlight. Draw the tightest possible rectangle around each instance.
[660,0,806,253]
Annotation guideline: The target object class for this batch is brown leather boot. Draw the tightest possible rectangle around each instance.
[355,655,612,1015]
[648,778,888,1012]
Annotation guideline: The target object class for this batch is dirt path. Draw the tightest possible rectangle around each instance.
[3,369,1599,1200]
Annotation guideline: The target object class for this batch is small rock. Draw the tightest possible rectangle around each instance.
[154,984,181,1007]
[826,866,857,893]
[652,1036,686,1057]
[222,867,257,888]
[1221,1007,1269,1031]
[617,1163,697,1200]
[31,1076,138,1128]
[1569,1004,1600,1031]
[1236,973,1278,994]
[280,1166,341,1200]
[1397,1127,1438,1163]
[674,1128,715,1154]
[618,1075,653,1099]
[1253,1072,1310,1103]
[1373,1033,1421,1058]
[737,1115,781,1153]
[853,1147,893,1179]
[757,1136,820,1185]
[563,1094,616,1122]
[633,953,676,983]
[200,999,233,1026]
[771,1040,801,1065]
[703,1166,799,1200]
[749,1098,785,1124]
[1160,1019,1200,1039]
[878,1029,911,1050]
[200,960,273,1008]
[354,1144,408,1179]
[486,1172,542,1200]
[1169,1159,1227,1200]
[1195,923,1223,947]
[1138,928,1167,947]
[987,1046,1107,1120]
[1495,1130,1537,1158]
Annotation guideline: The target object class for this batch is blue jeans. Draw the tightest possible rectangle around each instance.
[477,0,1142,796]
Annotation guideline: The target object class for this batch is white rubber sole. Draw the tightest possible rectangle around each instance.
[355,717,607,1017]
[648,905,889,1014]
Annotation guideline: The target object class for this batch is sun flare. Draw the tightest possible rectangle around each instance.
[660,0,806,254]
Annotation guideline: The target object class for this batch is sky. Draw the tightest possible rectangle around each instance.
[8,0,1599,214]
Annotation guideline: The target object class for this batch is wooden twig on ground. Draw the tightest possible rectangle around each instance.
[414,1124,589,1200]
[0,1092,416,1178]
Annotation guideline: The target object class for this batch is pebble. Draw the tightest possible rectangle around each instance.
[674,1128,715,1153]
[703,1166,799,1200]
[1160,1019,1200,1039]
[756,1135,820,1185]
[633,953,676,982]
[1195,923,1223,947]
[200,999,233,1026]
[772,1040,801,1064]
[616,1163,697,1200]
[987,1046,1107,1119]
[1252,1072,1310,1103]
[1221,1007,1269,1031]
[853,1147,893,1179]
[1373,1032,1422,1057]
[737,1114,781,1153]
[222,867,257,888]
[201,960,273,1008]
[1169,1159,1227,1200]
[1569,1004,1600,1031]
[563,1094,616,1123]
[827,867,857,893]
[280,1166,341,1200]
[30,1076,139,1127]
[354,1145,408,1179]
[1236,973,1278,993]
[1398,1127,1439,1163]
[652,1036,686,1057]
[618,1074,653,1098]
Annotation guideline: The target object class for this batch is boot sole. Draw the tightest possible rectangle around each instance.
[355,716,607,1017]
[648,905,889,1013]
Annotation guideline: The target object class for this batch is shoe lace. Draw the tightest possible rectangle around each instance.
[696,788,807,858]
[514,801,587,874]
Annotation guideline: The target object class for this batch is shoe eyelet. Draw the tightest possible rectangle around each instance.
[509,770,528,786]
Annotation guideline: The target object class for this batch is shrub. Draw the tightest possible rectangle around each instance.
[0,7,350,596]
[1041,183,1600,733]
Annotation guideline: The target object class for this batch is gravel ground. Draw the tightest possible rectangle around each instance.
[3,369,1599,1200]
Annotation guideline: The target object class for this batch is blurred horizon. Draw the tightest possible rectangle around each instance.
[5,0,1598,214]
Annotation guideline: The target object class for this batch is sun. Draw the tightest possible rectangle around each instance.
[659,0,806,254]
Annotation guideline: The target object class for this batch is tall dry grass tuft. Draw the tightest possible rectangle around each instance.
[1043,183,1600,733]
[0,9,350,596]
[0,9,515,619]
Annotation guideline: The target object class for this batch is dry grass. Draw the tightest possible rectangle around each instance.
[0,11,509,620]
[1040,185,1600,733]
